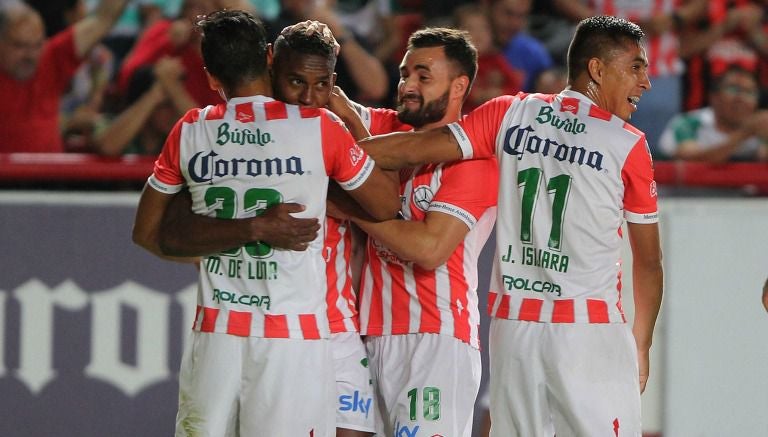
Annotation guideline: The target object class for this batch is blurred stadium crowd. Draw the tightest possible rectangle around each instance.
[1,0,767,163]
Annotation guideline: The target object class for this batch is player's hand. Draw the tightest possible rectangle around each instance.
[637,347,650,394]
[252,203,320,251]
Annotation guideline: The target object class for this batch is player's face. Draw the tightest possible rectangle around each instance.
[0,14,45,81]
[599,42,651,122]
[396,46,453,128]
[272,50,335,108]
[711,71,759,127]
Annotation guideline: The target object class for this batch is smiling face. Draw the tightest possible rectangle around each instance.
[272,50,335,108]
[595,41,651,121]
[396,46,456,129]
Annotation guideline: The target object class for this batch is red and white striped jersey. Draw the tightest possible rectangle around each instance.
[589,0,683,77]
[149,95,374,339]
[324,107,411,334]
[325,217,359,334]
[449,90,658,324]
[358,109,498,349]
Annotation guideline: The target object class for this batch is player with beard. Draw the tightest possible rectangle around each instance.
[329,28,499,437]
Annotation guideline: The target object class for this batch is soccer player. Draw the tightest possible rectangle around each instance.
[359,16,664,437]
[329,28,498,437]
[132,10,399,436]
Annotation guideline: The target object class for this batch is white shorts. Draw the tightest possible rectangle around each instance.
[331,332,376,433]
[488,319,641,437]
[365,333,481,437]
[175,331,335,437]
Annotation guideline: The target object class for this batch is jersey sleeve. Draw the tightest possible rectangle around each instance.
[429,158,499,229]
[147,109,200,194]
[452,94,518,160]
[321,110,375,190]
[621,137,659,224]
[364,107,412,135]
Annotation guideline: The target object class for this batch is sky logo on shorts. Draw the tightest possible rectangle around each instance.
[339,390,372,418]
[394,420,419,437]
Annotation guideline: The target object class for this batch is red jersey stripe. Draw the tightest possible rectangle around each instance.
[227,310,252,337]
[488,291,498,316]
[264,100,288,120]
[552,299,575,323]
[205,104,226,120]
[588,104,612,121]
[518,298,543,322]
[200,307,220,332]
[560,97,580,114]
[299,107,322,118]
[234,102,255,123]
[365,260,384,336]
[587,299,610,323]
[299,314,321,339]
[449,247,471,343]
[391,264,411,335]
[264,314,290,338]
[497,293,511,319]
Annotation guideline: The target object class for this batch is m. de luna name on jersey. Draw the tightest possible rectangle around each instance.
[205,256,278,280]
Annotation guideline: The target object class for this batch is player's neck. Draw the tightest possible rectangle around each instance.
[228,78,273,99]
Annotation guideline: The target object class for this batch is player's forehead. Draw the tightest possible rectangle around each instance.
[276,50,333,77]
[606,41,647,67]
[399,46,450,75]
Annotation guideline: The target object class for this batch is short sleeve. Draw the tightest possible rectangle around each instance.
[321,111,374,190]
[147,111,195,194]
[429,158,499,228]
[456,94,518,160]
[622,137,659,223]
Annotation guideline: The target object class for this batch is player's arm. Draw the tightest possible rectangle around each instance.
[354,212,470,270]
[358,126,464,170]
[132,183,199,263]
[328,86,371,141]
[626,221,664,394]
[72,0,130,58]
[158,190,320,257]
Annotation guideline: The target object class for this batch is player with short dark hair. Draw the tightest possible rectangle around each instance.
[359,15,664,436]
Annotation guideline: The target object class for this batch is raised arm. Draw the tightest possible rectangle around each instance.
[158,190,321,257]
[73,0,130,58]
[626,221,664,394]
[359,126,464,170]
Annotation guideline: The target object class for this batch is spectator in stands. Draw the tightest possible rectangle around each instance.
[0,0,129,153]
[268,0,389,105]
[454,2,523,112]
[487,0,553,92]
[117,0,220,108]
[533,65,568,94]
[552,0,706,155]
[659,65,768,162]
[679,0,768,111]
[94,58,193,156]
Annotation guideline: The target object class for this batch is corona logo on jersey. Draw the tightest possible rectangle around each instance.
[187,150,305,183]
[502,123,604,171]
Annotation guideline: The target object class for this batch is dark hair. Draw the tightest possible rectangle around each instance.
[273,23,338,70]
[567,15,645,82]
[196,9,268,93]
[407,27,478,97]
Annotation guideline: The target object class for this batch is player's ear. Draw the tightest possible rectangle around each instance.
[587,57,604,86]
[204,67,220,91]
[266,43,274,69]
[452,75,470,101]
